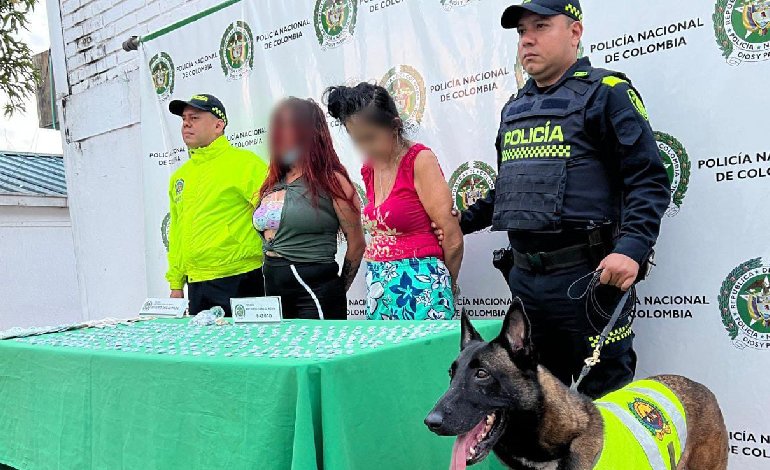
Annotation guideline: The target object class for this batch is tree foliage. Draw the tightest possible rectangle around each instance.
[0,0,39,117]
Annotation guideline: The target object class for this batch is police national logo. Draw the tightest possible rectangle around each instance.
[314,0,357,50]
[220,21,254,79]
[149,52,174,101]
[161,212,171,252]
[380,65,426,136]
[718,257,770,349]
[234,304,246,319]
[714,0,770,64]
[654,131,691,217]
[449,161,496,211]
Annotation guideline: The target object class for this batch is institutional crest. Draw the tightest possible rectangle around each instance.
[220,21,254,79]
[628,398,672,441]
[379,65,426,136]
[161,212,171,252]
[148,52,174,101]
[654,131,691,217]
[713,0,770,64]
[314,0,358,50]
[718,257,770,349]
[448,161,496,212]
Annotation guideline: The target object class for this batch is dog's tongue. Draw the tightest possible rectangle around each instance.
[450,419,486,470]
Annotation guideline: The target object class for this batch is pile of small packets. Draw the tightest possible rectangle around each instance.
[13,320,459,361]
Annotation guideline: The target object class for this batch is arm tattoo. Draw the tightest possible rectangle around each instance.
[341,258,360,291]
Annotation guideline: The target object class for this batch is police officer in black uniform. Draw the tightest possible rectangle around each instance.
[442,0,671,398]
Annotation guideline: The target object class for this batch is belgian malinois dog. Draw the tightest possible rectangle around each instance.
[425,298,728,470]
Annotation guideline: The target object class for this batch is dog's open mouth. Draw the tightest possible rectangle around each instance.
[450,411,506,470]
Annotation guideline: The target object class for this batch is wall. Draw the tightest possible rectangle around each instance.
[0,202,81,329]
[47,0,227,318]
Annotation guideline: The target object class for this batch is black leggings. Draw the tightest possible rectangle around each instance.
[262,257,347,320]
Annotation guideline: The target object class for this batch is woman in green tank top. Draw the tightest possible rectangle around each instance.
[253,98,365,320]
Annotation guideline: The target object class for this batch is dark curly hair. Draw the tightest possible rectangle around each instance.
[323,82,404,137]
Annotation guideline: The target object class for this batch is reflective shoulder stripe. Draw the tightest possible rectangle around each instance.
[601,76,629,87]
[596,400,669,470]
[628,384,688,458]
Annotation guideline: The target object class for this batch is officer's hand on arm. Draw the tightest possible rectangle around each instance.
[170,289,184,298]
[598,254,638,291]
[431,209,461,245]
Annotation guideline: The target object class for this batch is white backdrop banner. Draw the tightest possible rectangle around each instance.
[139,1,770,468]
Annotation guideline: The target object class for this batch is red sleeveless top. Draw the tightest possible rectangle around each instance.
[361,143,444,262]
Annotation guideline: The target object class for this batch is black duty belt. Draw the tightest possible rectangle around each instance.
[512,244,592,273]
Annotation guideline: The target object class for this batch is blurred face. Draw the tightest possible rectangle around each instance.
[269,106,300,166]
[516,12,582,87]
[181,106,224,149]
[345,115,399,162]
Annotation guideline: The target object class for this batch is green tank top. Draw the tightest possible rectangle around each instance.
[259,177,340,263]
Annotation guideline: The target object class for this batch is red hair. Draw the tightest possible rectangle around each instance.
[260,97,357,209]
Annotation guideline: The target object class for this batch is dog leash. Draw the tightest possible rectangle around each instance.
[570,287,632,392]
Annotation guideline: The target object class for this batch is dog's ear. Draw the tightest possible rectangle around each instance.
[494,297,534,361]
[461,309,482,350]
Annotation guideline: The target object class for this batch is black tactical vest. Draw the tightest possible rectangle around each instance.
[493,68,622,233]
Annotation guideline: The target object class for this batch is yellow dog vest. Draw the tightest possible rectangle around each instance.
[594,379,687,469]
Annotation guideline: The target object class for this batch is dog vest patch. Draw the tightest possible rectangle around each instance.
[594,379,687,469]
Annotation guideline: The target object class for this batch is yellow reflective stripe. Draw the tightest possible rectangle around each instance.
[501,145,571,161]
[602,76,628,87]
[588,323,632,348]
[596,401,670,470]
[629,386,687,458]
[564,4,583,21]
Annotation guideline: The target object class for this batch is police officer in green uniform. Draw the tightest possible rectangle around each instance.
[443,0,671,398]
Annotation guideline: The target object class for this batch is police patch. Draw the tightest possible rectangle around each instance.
[175,179,184,195]
[627,89,649,120]
[628,397,672,441]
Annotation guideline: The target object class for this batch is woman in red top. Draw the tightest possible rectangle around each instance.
[325,83,464,320]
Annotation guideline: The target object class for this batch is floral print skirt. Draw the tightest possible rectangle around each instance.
[365,257,455,320]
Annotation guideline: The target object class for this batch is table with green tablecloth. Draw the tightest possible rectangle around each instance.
[0,318,508,470]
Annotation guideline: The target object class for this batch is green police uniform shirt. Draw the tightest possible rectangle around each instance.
[166,135,268,289]
[594,379,687,469]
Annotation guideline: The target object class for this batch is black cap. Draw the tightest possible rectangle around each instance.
[169,94,228,127]
[501,0,583,29]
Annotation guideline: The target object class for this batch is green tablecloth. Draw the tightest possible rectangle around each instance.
[0,319,508,470]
